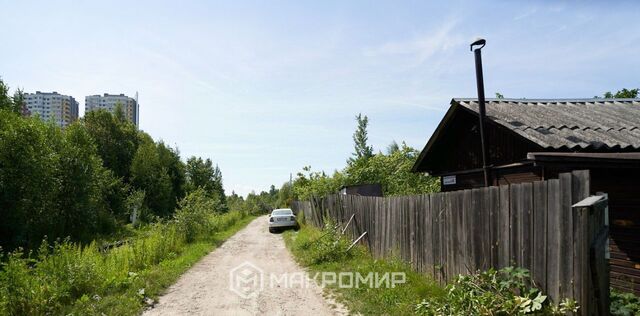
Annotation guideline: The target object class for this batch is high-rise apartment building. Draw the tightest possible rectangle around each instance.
[85,93,139,126]
[24,91,79,127]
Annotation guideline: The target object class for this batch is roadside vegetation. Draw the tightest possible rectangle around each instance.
[611,290,640,316]
[240,113,441,214]
[291,113,440,200]
[0,77,261,315]
[283,221,444,315]
[0,189,256,315]
[285,222,588,315]
[0,77,231,252]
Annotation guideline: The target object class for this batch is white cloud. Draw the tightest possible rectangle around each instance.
[363,19,465,64]
[514,7,538,20]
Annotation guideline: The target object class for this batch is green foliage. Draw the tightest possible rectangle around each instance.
[0,79,10,110]
[294,220,360,265]
[157,142,186,207]
[130,135,174,218]
[11,89,25,114]
[0,111,117,249]
[293,166,344,201]
[0,199,249,315]
[1,76,228,251]
[52,122,117,241]
[277,182,294,207]
[415,267,579,315]
[284,223,443,315]
[603,88,639,99]
[349,113,373,163]
[344,142,440,195]
[225,182,293,215]
[83,109,139,182]
[291,114,440,201]
[495,92,505,99]
[174,189,216,242]
[243,190,280,214]
[0,78,20,114]
[185,157,227,211]
[611,290,640,316]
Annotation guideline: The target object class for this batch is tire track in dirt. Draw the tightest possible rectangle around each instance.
[143,216,348,316]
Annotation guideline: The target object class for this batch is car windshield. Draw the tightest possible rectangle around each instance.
[271,209,292,216]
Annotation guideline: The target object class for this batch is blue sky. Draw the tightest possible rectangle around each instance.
[1,1,639,195]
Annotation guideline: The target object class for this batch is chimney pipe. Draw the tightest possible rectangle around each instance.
[470,38,490,187]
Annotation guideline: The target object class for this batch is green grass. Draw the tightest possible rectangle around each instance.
[0,212,257,316]
[283,223,444,315]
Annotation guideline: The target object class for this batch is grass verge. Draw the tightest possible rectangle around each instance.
[78,214,257,315]
[0,210,257,316]
[283,222,444,315]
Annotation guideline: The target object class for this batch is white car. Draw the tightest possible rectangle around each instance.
[268,208,299,233]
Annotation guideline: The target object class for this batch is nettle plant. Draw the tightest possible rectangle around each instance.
[415,267,579,315]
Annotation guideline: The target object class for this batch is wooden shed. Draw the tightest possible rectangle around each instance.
[412,98,640,294]
[339,184,383,197]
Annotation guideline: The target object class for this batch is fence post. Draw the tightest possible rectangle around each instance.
[572,195,610,316]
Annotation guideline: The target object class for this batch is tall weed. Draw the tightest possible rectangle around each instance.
[0,190,247,316]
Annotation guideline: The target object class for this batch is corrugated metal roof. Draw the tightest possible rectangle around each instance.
[454,98,640,150]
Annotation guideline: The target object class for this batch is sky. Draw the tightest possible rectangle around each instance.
[1,0,639,196]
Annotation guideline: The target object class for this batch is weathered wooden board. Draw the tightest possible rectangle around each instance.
[294,171,606,316]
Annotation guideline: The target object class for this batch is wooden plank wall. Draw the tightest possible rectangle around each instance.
[291,170,609,316]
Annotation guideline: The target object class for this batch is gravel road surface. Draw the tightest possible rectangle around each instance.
[143,216,347,316]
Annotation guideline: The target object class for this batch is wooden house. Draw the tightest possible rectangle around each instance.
[412,98,640,294]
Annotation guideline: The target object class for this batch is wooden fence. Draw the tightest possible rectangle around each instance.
[291,170,610,315]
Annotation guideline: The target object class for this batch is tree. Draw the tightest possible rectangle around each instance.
[495,92,504,99]
[157,141,186,209]
[185,157,227,211]
[603,88,638,98]
[0,78,12,111]
[130,134,173,217]
[0,78,26,115]
[53,122,115,241]
[349,113,373,164]
[84,109,139,182]
[277,182,294,207]
[292,114,440,200]
[0,110,58,249]
[11,89,26,114]
[0,110,118,249]
[226,191,246,212]
[114,102,127,122]
[386,140,400,155]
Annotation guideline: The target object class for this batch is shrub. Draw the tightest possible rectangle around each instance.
[174,188,217,242]
[0,208,247,315]
[294,220,361,265]
[285,223,443,315]
[415,267,579,315]
[611,290,640,316]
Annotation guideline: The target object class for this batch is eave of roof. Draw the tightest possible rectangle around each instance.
[527,152,640,166]
[455,98,640,151]
[412,98,640,173]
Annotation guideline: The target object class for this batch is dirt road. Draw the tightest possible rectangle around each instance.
[143,216,347,316]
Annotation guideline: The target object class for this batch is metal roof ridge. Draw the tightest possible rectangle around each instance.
[453,97,640,102]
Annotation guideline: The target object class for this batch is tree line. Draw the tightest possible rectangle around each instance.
[242,113,441,210]
[0,77,227,251]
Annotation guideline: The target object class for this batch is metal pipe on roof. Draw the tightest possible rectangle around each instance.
[471,38,491,187]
